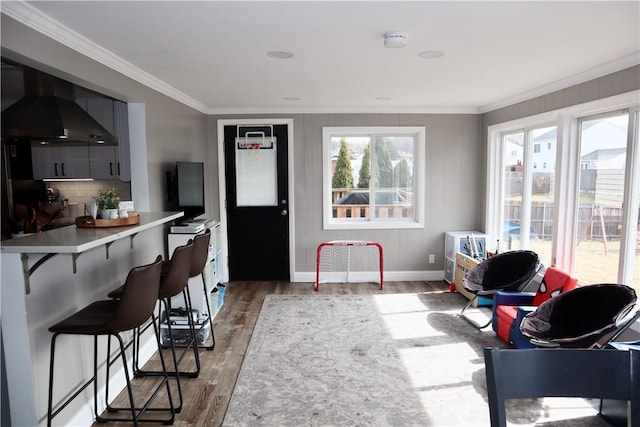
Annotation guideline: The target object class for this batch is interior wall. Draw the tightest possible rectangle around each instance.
[208,113,483,276]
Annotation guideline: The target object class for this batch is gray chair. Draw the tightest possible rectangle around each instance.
[484,347,639,427]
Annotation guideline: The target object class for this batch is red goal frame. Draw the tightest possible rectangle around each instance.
[315,240,384,291]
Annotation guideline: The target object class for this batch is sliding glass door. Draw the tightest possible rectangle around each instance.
[501,126,557,266]
[489,100,639,293]
[574,113,629,284]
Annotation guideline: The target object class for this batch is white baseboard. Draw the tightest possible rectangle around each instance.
[293,270,444,283]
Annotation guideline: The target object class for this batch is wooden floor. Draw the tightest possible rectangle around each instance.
[90,280,445,427]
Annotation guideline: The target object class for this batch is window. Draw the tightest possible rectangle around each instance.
[323,126,425,229]
[534,143,540,153]
[487,93,640,293]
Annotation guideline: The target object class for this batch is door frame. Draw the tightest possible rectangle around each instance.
[216,118,295,282]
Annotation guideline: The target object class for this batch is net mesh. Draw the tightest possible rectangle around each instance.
[316,240,383,289]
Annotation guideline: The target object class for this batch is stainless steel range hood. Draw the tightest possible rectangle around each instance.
[2,67,115,143]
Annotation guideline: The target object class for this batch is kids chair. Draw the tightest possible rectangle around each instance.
[492,266,578,348]
[460,250,541,329]
[520,284,639,348]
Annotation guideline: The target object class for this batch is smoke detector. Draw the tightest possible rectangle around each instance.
[384,32,407,48]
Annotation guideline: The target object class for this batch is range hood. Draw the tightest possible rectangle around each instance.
[2,67,115,143]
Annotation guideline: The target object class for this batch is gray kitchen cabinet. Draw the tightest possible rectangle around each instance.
[31,143,91,179]
[113,100,131,182]
[88,145,118,179]
[76,89,131,181]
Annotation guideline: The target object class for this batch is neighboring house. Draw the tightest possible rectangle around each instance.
[581,147,626,170]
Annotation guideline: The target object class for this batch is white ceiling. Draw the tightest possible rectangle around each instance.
[4,1,640,114]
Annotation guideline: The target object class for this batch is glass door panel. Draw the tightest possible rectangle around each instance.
[631,114,640,293]
[502,132,524,251]
[575,113,629,283]
[528,126,557,266]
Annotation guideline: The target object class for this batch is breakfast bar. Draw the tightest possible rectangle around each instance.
[1,211,182,426]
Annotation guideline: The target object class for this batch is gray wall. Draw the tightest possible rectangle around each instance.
[208,113,483,274]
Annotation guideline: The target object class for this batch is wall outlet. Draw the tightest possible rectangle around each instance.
[428,254,435,264]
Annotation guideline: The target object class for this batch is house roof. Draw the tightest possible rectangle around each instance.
[581,147,627,161]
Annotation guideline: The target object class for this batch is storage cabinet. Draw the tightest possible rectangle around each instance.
[167,220,224,320]
[31,142,91,179]
[88,145,119,179]
[75,88,131,181]
[30,93,131,181]
[444,231,489,284]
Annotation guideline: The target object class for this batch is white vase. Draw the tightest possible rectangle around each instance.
[100,208,118,219]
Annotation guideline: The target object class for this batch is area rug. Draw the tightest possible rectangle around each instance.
[223,292,609,427]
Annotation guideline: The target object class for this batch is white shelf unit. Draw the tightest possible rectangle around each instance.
[444,231,489,284]
[167,220,224,320]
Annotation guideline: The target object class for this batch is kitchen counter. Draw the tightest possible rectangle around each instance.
[1,211,183,426]
[2,211,183,254]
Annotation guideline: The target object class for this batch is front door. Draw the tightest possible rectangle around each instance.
[224,124,289,281]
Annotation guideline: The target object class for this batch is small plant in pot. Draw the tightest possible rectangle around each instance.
[96,188,120,219]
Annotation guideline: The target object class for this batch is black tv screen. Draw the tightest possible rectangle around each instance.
[176,161,205,222]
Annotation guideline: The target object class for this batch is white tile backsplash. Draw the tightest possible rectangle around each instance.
[46,180,132,206]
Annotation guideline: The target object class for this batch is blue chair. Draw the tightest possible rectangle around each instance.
[484,347,640,427]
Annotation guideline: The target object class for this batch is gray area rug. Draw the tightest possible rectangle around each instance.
[223,292,610,426]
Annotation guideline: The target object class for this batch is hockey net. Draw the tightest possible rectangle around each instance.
[315,240,384,291]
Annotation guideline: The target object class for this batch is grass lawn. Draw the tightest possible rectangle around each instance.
[523,239,640,292]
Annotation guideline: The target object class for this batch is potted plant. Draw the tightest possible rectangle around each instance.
[96,187,120,219]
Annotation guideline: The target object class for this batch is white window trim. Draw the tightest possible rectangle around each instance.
[486,90,640,279]
[322,126,425,230]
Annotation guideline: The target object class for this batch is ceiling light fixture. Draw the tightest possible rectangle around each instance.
[267,51,294,59]
[384,32,407,48]
[418,50,445,59]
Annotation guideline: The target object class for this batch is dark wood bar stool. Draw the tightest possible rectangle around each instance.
[191,228,216,351]
[46,255,175,426]
[109,239,200,413]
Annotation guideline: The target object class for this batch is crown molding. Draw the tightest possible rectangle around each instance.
[205,105,481,115]
[1,1,209,114]
[479,53,640,113]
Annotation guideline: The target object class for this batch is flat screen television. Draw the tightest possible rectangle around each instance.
[174,161,205,223]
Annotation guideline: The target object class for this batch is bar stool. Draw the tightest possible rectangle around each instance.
[108,239,199,413]
[46,255,175,426]
[191,229,216,351]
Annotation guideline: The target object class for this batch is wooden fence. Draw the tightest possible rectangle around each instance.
[504,201,626,241]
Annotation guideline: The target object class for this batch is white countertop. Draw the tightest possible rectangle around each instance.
[1,211,183,254]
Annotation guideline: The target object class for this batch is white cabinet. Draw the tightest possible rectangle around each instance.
[31,143,91,179]
[444,231,489,284]
[167,221,224,319]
